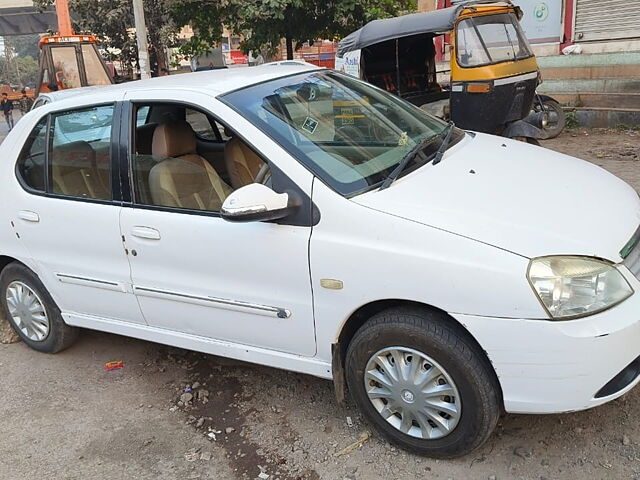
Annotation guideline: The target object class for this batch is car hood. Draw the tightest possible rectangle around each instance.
[353,133,640,260]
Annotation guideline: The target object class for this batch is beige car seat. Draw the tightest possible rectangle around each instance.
[149,122,232,211]
[224,133,264,189]
[51,141,109,199]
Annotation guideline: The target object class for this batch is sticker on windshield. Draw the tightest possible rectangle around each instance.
[301,116,319,135]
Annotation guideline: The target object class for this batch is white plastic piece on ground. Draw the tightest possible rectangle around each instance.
[562,44,583,55]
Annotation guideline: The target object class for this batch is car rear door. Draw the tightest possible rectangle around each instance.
[12,101,146,325]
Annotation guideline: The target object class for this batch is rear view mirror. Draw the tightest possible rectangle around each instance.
[221,183,295,222]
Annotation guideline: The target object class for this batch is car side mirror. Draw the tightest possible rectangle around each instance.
[221,183,296,222]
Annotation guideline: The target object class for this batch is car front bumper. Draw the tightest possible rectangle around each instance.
[452,268,640,414]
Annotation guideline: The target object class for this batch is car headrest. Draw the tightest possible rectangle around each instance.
[136,122,158,155]
[152,122,196,158]
[51,141,96,168]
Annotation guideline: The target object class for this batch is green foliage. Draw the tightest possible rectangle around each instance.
[0,55,39,86]
[166,0,416,59]
[32,0,178,75]
[32,0,417,66]
[168,1,225,58]
[565,110,579,129]
[11,34,41,59]
[224,0,417,59]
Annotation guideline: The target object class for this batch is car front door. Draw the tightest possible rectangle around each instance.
[119,93,316,356]
[12,102,146,325]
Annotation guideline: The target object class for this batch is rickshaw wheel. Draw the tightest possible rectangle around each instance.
[513,136,540,146]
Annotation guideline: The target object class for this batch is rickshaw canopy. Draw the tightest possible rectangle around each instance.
[336,1,519,58]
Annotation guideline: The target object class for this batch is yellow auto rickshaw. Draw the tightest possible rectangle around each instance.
[335,0,548,141]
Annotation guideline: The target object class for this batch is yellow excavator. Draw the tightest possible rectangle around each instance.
[36,0,113,94]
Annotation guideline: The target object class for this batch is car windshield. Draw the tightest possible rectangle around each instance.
[456,13,533,67]
[221,71,457,196]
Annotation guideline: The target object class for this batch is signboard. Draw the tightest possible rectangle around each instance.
[230,50,248,64]
[334,50,361,78]
[512,0,562,44]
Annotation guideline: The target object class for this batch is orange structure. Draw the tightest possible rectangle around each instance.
[36,0,114,94]
[55,0,73,36]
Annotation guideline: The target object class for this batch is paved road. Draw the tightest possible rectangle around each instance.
[1,129,640,480]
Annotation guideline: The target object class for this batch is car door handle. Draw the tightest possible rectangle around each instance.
[18,210,40,223]
[131,226,161,240]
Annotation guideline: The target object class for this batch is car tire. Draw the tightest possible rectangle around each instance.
[0,262,78,353]
[345,307,500,458]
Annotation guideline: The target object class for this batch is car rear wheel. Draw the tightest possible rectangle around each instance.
[345,307,500,458]
[0,262,78,353]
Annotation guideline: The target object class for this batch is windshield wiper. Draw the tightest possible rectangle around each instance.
[379,122,455,190]
[432,121,455,166]
[379,135,437,190]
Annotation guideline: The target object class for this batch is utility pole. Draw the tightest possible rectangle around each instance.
[132,0,151,79]
[4,37,19,86]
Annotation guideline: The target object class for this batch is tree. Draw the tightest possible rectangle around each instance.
[33,0,178,77]
[0,55,39,86]
[11,34,41,59]
[168,0,416,60]
[166,1,225,59]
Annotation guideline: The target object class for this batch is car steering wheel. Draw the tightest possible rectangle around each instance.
[254,162,271,185]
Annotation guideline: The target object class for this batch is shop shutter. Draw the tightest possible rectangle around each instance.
[574,0,640,42]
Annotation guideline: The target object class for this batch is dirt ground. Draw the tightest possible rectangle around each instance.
[2,129,640,480]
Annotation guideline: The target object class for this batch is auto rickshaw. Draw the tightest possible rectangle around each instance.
[335,0,548,141]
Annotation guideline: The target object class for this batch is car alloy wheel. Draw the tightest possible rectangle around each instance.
[6,280,50,342]
[364,346,461,440]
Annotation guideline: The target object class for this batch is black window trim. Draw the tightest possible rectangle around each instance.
[121,98,319,226]
[14,116,48,195]
[14,101,123,206]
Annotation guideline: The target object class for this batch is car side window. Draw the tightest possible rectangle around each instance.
[186,108,217,141]
[49,105,114,200]
[31,98,47,110]
[136,106,150,126]
[213,119,231,141]
[131,104,233,212]
[16,117,48,192]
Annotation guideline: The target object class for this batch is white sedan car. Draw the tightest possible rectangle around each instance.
[2,63,640,458]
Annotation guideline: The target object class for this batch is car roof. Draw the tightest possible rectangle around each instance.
[39,62,323,112]
[38,85,106,102]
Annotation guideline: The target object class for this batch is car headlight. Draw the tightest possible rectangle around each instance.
[527,256,633,320]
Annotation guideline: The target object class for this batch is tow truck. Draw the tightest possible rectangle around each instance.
[36,0,113,94]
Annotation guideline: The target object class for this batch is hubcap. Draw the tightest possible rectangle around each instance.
[6,281,49,342]
[364,347,462,440]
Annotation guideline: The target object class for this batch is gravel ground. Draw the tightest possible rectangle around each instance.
[1,128,640,480]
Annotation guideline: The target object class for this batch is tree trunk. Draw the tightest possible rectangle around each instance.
[155,43,169,75]
[285,36,294,60]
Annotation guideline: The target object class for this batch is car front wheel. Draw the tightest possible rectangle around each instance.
[0,262,78,353]
[345,307,500,458]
